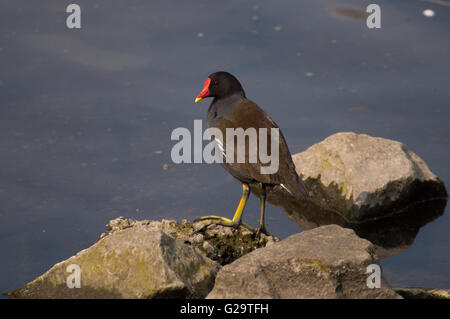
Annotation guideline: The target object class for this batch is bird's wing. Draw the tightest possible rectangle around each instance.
[215,99,297,186]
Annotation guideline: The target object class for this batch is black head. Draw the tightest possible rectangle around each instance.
[195,71,246,103]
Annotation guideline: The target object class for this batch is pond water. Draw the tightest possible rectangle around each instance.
[1,0,449,295]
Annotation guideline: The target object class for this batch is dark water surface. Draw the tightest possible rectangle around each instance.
[1,0,449,294]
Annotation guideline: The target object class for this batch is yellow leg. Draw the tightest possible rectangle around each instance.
[256,185,270,236]
[231,183,250,224]
[196,183,250,228]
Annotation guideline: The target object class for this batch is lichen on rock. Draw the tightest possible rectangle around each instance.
[101,217,279,265]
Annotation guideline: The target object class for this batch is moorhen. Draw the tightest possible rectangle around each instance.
[194,71,308,235]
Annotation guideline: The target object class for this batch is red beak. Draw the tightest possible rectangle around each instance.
[195,78,211,103]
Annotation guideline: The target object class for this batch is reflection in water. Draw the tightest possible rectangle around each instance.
[351,199,447,258]
[333,7,370,21]
[251,184,447,259]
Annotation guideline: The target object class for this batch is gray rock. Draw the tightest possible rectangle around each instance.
[5,217,279,299]
[207,225,401,299]
[6,224,219,299]
[248,132,446,258]
[102,217,279,265]
[394,287,450,299]
[275,132,446,224]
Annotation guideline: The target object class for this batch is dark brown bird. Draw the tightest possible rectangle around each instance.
[194,71,308,235]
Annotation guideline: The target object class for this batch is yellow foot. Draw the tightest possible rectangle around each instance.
[194,215,257,233]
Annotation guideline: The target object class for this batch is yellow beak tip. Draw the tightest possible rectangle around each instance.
[195,97,202,103]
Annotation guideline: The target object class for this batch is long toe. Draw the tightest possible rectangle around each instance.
[195,215,232,223]
[194,215,237,227]
[194,215,262,234]
[255,225,271,238]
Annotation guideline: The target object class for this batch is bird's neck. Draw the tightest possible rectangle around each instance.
[211,92,246,110]
[207,93,245,128]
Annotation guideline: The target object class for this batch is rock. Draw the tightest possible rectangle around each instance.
[6,223,219,299]
[202,241,217,256]
[99,216,136,238]
[187,222,279,265]
[102,217,279,265]
[248,132,447,258]
[394,287,450,299]
[6,217,278,298]
[207,225,401,299]
[270,132,446,224]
